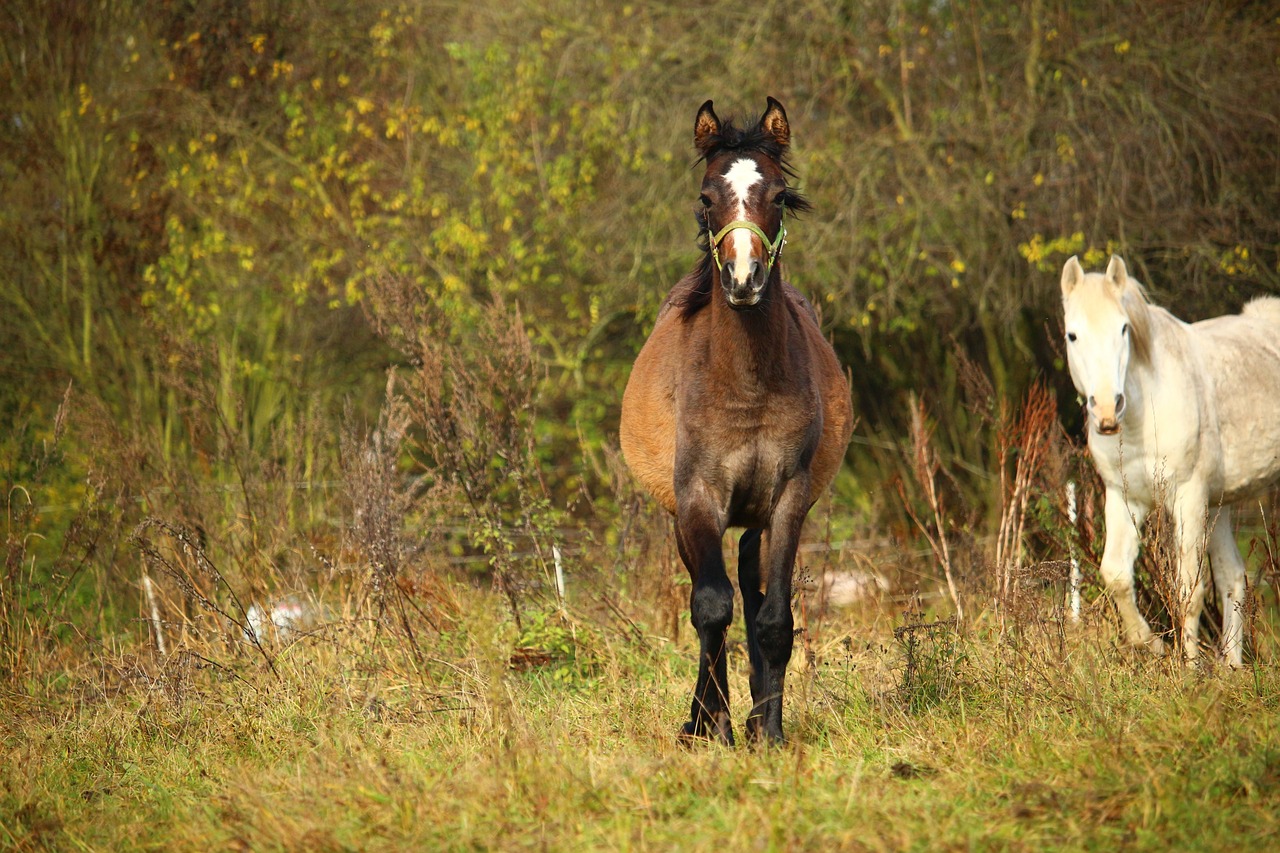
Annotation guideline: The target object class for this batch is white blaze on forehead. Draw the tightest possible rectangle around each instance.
[722,158,763,285]
[723,158,763,205]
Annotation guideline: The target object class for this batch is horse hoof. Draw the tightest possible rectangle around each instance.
[678,719,735,747]
[1129,634,1165,657]
[745,718,784,747]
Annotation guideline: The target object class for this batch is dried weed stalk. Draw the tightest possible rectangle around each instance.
[366,274,561,628]
[338,374,452,653]
[994,381,1059,609]
[894,593,964,714]
[130,518,280,679]
[899,397,963,622]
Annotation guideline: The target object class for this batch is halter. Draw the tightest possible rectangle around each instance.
[707,208,787,277]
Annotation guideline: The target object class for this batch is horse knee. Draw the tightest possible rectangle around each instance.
[1178,569,1208,615]
[690,580,734,634]
[1214,562,1246,607]
[1098,555,1156,647]
[1097,557,1135,595]
[755,601,794,666]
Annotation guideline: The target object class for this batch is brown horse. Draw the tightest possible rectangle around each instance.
[620,98,853,745]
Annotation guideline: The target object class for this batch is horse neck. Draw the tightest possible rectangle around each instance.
[1123,306,1183,418]
[707,272,794,383]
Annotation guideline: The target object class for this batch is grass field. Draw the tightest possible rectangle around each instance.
[5,578,1279,852]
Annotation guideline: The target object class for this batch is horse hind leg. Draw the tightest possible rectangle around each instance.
[1208,508,1247,669]
[675,509,735,746]
[737,529,765,735]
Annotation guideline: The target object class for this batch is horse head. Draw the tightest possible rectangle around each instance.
[693,97,810,308]
[1060,254,1149,435]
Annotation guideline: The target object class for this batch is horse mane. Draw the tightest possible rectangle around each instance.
[1118,276,1154,366]
[668,244,718,316]
[674,115,812,318]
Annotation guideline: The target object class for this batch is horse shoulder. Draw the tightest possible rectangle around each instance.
[782,281,854,491]
[782,283,844,388]
[781,282,820,324]
[1140,317,1216,482]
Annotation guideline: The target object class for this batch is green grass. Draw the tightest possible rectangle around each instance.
[4,594,1279,852]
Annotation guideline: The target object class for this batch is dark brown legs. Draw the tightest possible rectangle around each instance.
[675,509,735,746]
[674,471,809,746]
[743,479,807,744]
[737,528,766,739]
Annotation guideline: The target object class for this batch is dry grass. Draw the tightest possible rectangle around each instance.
[4,583,1280,851]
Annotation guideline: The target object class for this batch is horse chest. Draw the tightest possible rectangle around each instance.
[1088,412,1204,506]
[716,439,797,524]
[691,374,814,449]
[677,383,818,523]
[1089,437,1158,504]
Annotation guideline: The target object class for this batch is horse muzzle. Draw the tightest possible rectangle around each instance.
[1089,393,1126,435]
[722,259,767,307]
[724,282,764,308]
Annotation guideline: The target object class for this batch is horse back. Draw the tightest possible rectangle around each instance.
[1190,298,1280,500]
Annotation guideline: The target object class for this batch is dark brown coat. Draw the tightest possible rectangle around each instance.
[619,98,853,744]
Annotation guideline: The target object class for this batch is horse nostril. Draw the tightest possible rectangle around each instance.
[749,259,762,282]
[1115,393,1126,414]
[722,260,735,281]
[1088,395,1096,407]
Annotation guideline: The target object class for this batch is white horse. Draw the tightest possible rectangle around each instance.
[1061,255,1280,666]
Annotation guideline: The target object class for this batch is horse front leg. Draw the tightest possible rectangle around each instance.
[1173,492,1210,664]
[745,475,810,745]
[675,494,734,746]
[1099,488,1162,654]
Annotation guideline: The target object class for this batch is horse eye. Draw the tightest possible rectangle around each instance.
[774,191,787,207]
[699,194,712,208]
[1067,332,1077,343]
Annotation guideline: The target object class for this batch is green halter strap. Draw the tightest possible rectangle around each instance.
[708,209,788,276]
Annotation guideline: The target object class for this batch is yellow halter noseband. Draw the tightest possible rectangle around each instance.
[707,210,787,276]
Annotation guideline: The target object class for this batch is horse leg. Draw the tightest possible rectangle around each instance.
[1099,488,1161,654]
[737,529,765,725]
[746,476,810,745]
[1207,507,1247,669]
[675,501,735,745]
[1173,492,1210,664]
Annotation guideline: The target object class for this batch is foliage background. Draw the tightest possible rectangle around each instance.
[3,0,1280,631]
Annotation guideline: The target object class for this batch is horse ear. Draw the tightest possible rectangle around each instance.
[1061,255,1084,299]
[694,100,720,155]
[761,97,790,148]
[1105,255,1129,294]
